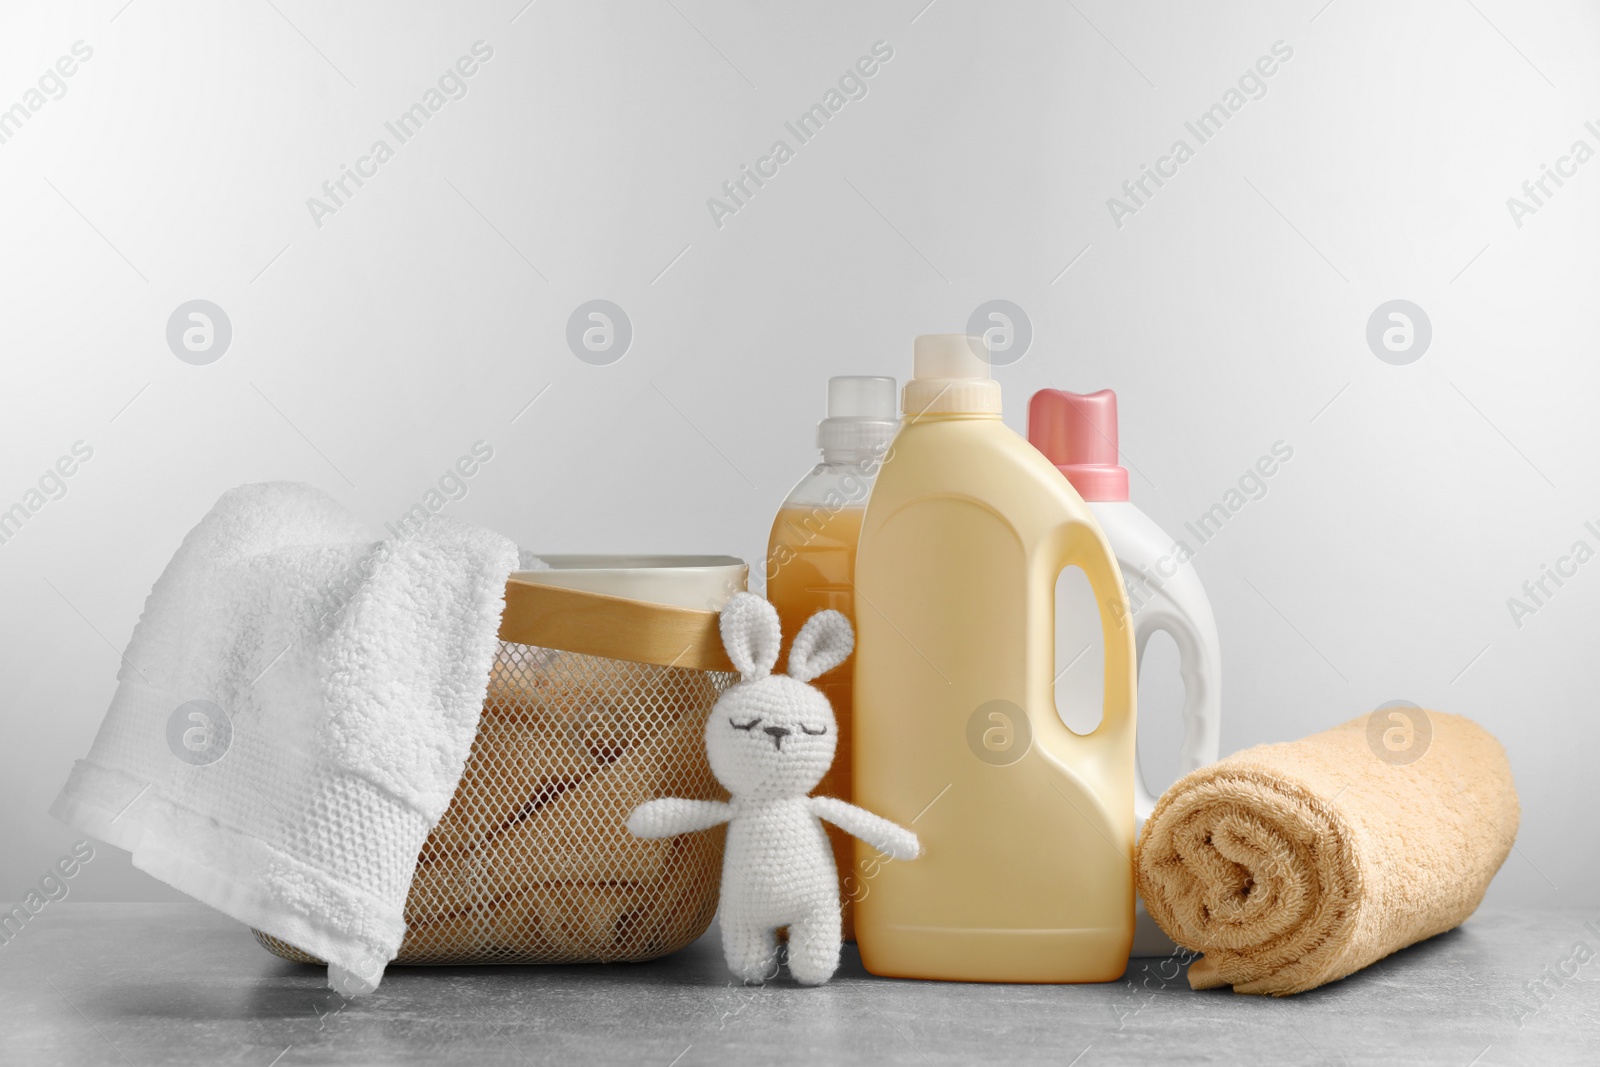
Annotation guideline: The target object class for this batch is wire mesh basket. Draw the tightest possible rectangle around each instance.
[254,578,737,965]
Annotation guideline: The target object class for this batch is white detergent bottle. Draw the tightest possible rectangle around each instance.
[1027,388,1221,957]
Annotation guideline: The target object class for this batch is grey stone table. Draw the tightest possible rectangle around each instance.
[2,904,1596,1066]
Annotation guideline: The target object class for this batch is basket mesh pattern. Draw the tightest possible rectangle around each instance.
[254,640,734,965]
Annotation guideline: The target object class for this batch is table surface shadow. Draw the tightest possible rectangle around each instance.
[1,904,1595,1066]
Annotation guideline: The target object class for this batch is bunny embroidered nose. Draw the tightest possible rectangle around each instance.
[763,725,791,750]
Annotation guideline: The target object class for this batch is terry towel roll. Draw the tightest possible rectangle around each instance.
[1136,710,1519,996]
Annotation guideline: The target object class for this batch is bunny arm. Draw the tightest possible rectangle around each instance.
[626,798,733,839]
[809,796,921,861]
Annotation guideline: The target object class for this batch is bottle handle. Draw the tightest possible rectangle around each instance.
[1053,519,1137,746]
[1132,609,1221,822]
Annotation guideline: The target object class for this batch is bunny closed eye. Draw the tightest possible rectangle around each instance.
[800,724,827,736]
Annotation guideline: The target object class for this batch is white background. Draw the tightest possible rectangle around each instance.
[2,0,1595,909]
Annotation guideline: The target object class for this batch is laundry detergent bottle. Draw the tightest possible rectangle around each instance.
[767,375,897,941]
[852,335,1137,982]
[1028,388,1222,956]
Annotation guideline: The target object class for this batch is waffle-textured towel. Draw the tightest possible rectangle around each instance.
[1136,710,1518,996]
[50,482,517,995]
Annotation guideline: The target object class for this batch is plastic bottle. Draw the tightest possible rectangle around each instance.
[1027,388,1221,956]
[852,335,1136,982]
[767,375,897,942]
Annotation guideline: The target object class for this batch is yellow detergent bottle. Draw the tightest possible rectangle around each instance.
[853,334,1137,983]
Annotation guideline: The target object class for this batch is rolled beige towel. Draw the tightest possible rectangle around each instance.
[1136,710,1519,995]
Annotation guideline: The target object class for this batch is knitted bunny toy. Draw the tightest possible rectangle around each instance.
[626,592,920,985]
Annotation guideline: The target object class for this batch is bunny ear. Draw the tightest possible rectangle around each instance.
[787,609,854,683]
[719,592,781,679]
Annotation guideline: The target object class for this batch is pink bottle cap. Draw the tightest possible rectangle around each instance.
[1027,389,1129,502]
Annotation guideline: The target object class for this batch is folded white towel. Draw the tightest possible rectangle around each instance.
[50,482,518,994]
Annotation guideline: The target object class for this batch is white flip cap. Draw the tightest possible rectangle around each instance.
[913,333,990,380]
[904,334,1002,414]
[818,376,898,455]
[828,375,896,419]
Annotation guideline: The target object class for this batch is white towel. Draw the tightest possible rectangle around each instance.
[50,482,518,994]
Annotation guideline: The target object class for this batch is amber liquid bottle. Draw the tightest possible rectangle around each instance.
[766,375,896,941]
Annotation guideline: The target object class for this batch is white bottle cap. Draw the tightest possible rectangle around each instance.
[818,376,898,456]
[904,334,1002,415]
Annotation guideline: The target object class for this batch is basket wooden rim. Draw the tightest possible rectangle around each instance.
[497,579,736,673]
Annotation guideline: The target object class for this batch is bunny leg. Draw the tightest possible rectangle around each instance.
[722,918,780,985]
[784,905,842,986]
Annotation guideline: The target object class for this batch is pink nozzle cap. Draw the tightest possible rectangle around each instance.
[1027,389,1129,501]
